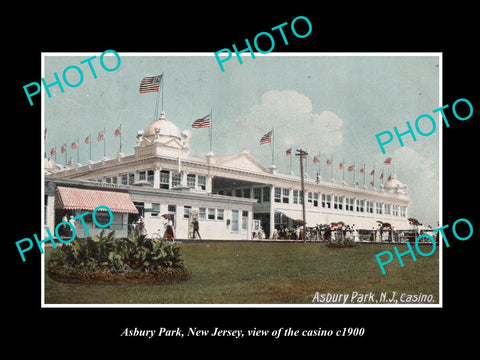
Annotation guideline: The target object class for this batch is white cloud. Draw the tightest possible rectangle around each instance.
[241,90,344,154]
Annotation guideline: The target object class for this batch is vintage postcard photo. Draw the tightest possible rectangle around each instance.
[40,53,441,307]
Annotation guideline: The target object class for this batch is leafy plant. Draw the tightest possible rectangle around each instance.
[46,229,187,280]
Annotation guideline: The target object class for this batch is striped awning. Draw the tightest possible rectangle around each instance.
[55,187,138,214]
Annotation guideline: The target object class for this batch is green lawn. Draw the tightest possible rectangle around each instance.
[43,242,439,305]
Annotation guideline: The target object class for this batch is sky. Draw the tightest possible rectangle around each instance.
[44,53,440,227]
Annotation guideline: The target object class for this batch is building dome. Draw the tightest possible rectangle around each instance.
[385,174,408,195]
[143,112,182,141]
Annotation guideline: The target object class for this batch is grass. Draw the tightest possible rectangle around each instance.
[43,242,439,305]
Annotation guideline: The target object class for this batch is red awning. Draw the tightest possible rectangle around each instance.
[55,187,138,214]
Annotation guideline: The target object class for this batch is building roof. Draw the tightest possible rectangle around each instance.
[55,186,138,214]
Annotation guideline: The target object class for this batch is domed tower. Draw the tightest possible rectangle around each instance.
[384,174,408,196]
[135,112,190,158]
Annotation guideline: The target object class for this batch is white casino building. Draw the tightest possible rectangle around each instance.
[44,112,411,240]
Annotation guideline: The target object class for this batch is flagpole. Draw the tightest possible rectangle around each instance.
[209,108,213,153]
[104,127,106,158]
[89,134,92,162]
[119,124,122,154]
[77,137,79,165]
[161,72,165,114]
[271,127,275,165]
[331,155,333,181]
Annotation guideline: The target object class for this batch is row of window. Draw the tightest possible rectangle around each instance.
[144,203,249,232]
[94,170,207,190]
[222,186,407,217]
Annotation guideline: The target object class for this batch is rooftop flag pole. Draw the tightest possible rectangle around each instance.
[209,108,213,153]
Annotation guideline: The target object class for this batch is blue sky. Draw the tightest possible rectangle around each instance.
[44,53,440,227]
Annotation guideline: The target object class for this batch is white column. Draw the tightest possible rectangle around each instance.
[153,168,160,188]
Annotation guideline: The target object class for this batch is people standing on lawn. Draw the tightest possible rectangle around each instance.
[192,218,201,239]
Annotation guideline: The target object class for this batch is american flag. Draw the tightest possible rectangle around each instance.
[85,136,90,144]
[50,148,57,156]
[384,157,392,165]
[98,132,105,142]
[348,165,354,172]
[71,141,78,149]
[339,162,344,169]
[61,144,66,154]
[115,128,121,137]
[139,75,163,94]
[192,114,211,128]
[326,159,332,166]
[285,147,292,156]
[259,131,272,145]
[313,156,319,163]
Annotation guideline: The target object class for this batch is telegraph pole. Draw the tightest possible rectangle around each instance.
[296,149,308,242]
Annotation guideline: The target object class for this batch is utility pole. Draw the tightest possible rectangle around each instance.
[296,149,308,242]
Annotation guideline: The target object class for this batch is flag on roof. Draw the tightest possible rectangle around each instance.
[115,128,121,137]
[50,148,57,156]
[286,147,292,156]
[259,131,272,145]
[313,156,320,163]
[360,167,365,174]
[71,141,78,150]
[61,144,66,154]
[326,159,332,166]
[98,132,105,142]
[139,75,163,94]
[339,162,344,169]
[370,169,375,176]
[348,165,354,172]
[384,157,392,165]
[84,136,90,144]
[192,114,211,128]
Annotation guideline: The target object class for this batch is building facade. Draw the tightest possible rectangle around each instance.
[44,112,411,240]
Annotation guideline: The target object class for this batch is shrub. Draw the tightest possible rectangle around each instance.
[46,229,190,283]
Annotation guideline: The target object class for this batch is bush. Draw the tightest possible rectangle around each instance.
[46,229,190,283]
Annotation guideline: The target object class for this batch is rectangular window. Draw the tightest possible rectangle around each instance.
[139,171,146,181]
[217,209,224,220]
[171,173,181,187]
[401,206,406,217]
[283,188,290,203]
[322,194,331,208]
[147,170,154,184]
[208,208,216,220]
[231,210,239,232]
[198,175,206,190]
[376,202,383,214]
[334,196,343,210]
[151,203,160,217]
[274,187,282,203]
[121,174,128,185]
[254,187,262,202]
[366,201,374,213]
[128,173,135,185]
[235,189,242,197]
[385,204,391,215]
[313,193,319,207]
[293,190,299,204]
[242,210,248,230]
[187,174,196,188]
[346,198,355,212]
[184,206,191,219]
[263,187,270,202]
[199,207,206,220]
[393,205,399,216]
[160,170,170,189]
[307,192,313,206]
[243,188,251,199]
[356,199,364,212]
[112,176,118,184]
